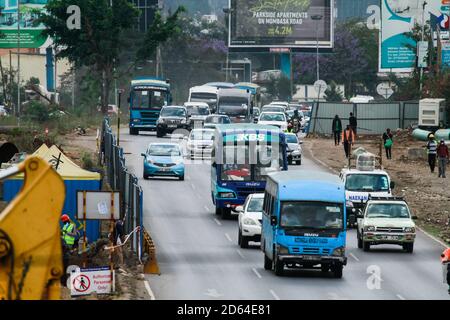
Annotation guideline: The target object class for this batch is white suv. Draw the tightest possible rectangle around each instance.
[236,193,264,248]
[357,197,417,253]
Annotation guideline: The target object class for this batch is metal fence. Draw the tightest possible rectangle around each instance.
[101,118,143,259]
[309,101,419,135]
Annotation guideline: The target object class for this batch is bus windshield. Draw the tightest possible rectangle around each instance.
[131,89,167,110]
[218,97,249,116]
[280,201,344,230]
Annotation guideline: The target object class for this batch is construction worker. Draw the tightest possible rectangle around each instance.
[61,214,78,250]
[342,125,355,158]
[441,248,450,294]
[426,134,437,173]
[349,112,357,134]
[437,139,449,178]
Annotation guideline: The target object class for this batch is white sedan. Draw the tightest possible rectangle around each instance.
[257,112,287,131]
[236,193,264,248]
[185,128,215,159]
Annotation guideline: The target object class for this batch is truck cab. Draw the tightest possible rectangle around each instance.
[261,171,347,278]
[339,154,394,227]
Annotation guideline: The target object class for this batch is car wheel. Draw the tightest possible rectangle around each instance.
[143,173,148,180]
[274,256,284,276]
[331,264,343,278]
[363,240,370,252]
[296,159,301,165]
[264,253,272,270]
[156,128,164,138]
[403,243,414,253]
[179,175,184,181]
[240,234,249,249]
[357,231,363,249]
[238,229,242,245]
[221,208,231,220]
[130,128,138,135]
[215,207,221,216]
[288,158,293,165]
[321,264,329,273]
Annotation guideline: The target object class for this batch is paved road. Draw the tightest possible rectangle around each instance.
[120,131,449,300]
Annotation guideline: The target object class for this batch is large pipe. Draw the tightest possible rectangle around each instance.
[412,128,432,141]
[435,129,450,141]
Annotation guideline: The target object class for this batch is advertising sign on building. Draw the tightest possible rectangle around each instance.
[417,41,428,68]
[442,40,450,68]
[380,0,449,72]
[0,0,49,48]
[228,0,333,49]
[70,266,115,297]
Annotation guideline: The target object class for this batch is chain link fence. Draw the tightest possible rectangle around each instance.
[100,118,143,259]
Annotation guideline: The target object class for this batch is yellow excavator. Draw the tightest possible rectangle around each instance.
[0,156,65,300]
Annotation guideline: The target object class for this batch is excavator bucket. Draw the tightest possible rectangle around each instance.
[0,156,65,300]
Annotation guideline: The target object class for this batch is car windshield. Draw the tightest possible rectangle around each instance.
[366,203,410,218]
[218,102,248,116]
[206,116,230,124]
[345,174,389,192]
[148,144,181,156]
[190,130,214,141]
[132,89,167,109]
[190,92,217,101]
[247,197,264,212]
[262,107,283,113]
[187,106,210,116]
[280,201,344,230]
[260,113,285,122]
[161,108,186,117]
[286,135,298,143]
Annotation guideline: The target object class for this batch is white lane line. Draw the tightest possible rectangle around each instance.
[190,183,196,190]
[269,289,280,300]
[143,279,156,300]
[214,218,222,226]
[224,233,232,242]
[416,226,448,248]
[186,175,191,180]
[204,205,210,212]
[252,267,262,279]
[396,294,406,300]
[349,252,360,262]
[236,249,245,259]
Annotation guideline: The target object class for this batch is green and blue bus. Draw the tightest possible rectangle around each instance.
[211,124,288,219]
[234,82,262,110]
[128,77,172,135]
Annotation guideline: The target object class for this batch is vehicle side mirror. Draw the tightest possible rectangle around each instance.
[270,216,277,226]
[356,209,364,218]
[299,141,303,144]
[390,181,395,189]
[141,153,146,157]
[236,206,244,212]
[412,215,418,220]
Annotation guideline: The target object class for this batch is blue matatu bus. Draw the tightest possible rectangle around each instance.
[211,124,288,219]
[261,170,347,277]
[128,77,172,135]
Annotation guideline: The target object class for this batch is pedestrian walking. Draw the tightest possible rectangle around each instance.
[382,128,393,159]
[342,125,355,158]
[426,134,438,173]
[441,248,450,294]
[332,115,342,146]
[349,112,357,134]
[437,139,449,178]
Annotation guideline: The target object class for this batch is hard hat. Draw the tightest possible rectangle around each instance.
[61,214,70,223]
[429,134,435,138]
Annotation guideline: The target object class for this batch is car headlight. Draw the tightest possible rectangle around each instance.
[364,226,376,232]
[147,159,155,164]
[404,227,415,233]
[292,150,300,155]
[157,118,164,124]
[332,247,345,256]
[243,218,257,226]
[276,244,289,255]
[133,118,140,123]
[174,159,183,165]
[181,118,187,124]
[346,200,354,208]
[218,192,235,198]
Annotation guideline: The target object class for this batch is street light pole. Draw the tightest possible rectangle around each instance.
[419,1,427,96]
[17,0,21,118]
[311,14,323,82]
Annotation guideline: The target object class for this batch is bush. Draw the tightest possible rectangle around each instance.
[23,101,50,123]
[81,152,94,170]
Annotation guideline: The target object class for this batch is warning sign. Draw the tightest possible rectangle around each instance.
[70,266,115,297]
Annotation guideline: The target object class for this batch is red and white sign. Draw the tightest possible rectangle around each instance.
[70,266,115,296]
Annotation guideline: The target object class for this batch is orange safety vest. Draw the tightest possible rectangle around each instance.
[441,248,450,263]
[342,129,355,143]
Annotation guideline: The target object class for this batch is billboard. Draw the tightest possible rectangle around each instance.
[0,0,49,48]
[380,0,450,72]
[228,0,333,49]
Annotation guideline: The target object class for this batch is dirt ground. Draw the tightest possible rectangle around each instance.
[304,130,450,244]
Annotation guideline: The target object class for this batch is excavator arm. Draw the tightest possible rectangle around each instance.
[0,156,65,300]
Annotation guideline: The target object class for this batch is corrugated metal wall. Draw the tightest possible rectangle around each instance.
[310,101,419,135]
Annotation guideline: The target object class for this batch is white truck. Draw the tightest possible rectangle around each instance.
[418,98,447,130]
[339,153,395,227]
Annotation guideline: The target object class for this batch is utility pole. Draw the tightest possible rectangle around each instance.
[17,0,21,118]
[419,1,427,96]
[311,14,323,82]
[72,67,75,110]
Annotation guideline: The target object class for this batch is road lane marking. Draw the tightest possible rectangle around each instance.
[252,268,262,279]
[190,183,196,190]
[396,294,406,300]
[143,279,156,300]
[224,233,232,242]
[236,249,245,259]
[269,289,280,300]
[214,218,222,226]
[349,253,360,262]
[416,226,448,248]
[204,205,210,212]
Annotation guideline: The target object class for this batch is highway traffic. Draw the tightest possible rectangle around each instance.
[120,130,450,300]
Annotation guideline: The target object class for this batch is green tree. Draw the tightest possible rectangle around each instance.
[324,82,343,102]
[40,0,184,114]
